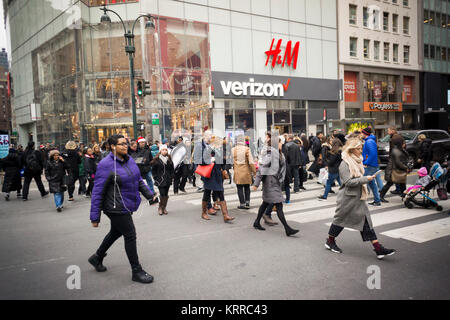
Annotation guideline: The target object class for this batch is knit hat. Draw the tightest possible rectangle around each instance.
[418,167,428,177]
[65,141,77,150]
[159,144,168,152]
[49,150,60,158]
[361,127,372,136]
[162,138,168,144]
[39,145,45,149]
[137,137,146,143]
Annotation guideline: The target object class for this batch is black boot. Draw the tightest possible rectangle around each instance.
[253,221,265,230]
[88,253,107,272]
[132,265,154,284]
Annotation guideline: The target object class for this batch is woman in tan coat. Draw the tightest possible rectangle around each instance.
[232,135,256,209]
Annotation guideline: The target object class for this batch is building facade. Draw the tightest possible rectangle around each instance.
[420,0,450,131]
[5,0,340,147]
[338,0,421,138]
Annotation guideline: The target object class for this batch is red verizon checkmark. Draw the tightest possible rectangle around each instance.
[283,78,291,91]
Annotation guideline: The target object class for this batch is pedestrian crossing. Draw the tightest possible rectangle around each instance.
[175,179,450,244]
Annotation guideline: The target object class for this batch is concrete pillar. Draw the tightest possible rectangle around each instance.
[254,100,267,143]
[212,100,225,139]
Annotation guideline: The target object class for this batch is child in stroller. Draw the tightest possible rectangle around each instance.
[403,164,446,211]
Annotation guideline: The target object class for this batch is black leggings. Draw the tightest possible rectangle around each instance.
[255,202,292,231]
[328,218,377,242]
[96,213,140,270]
[158,186,170,197]
[236,184,250,204]
[202,189,225,202]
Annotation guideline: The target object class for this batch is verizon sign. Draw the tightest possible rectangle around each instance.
[220,78,288,97]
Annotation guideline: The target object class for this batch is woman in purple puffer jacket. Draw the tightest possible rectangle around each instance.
[88,134,158,284]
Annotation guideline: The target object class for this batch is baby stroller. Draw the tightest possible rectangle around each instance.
[403,162,448,211]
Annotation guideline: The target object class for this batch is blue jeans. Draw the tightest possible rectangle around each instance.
[364,166,381,203]
[323,172,341,199]
[54,192,64,208]
[145,171,155,194]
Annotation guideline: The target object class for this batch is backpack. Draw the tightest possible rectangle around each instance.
[26,152,40,173]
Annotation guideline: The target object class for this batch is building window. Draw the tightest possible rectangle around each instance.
[436,12,442,28]
[430,45,435,59]
[424,10,429,24]
[442,47,447,61]
[430,11,435,26]
[363,7,369,27]
[403,16,410,34]
[393,14,399,32]
[392,0,398,3]
[403,0,409,7]
[383,12,389,31]
[374,41,380,60]
[393,44,399,62]
[364,39,370,59]
[384,42,390,61]
[349,4,357,25]
[448,48,450,61]
[373,9,380,30]
[404,45,410,64]
[443,14,447,28]
[424,44,429,58]
[350,37,358,57]
[437,46,441,60]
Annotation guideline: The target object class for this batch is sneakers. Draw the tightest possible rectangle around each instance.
[375,246,396,260]
[325,239,343,254]
[380,197,389,203]
[68,197,74,201]
[244,202,250,209]
[299,186,306,190]
[57,207,62,212]
[237,204,246,209]
[132,266,154,284]
[88,253,107,272]
[318,195,327,201]
[284,200,291,204]
[369,201,381,206]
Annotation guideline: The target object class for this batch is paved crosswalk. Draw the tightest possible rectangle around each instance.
[175,179,450,244]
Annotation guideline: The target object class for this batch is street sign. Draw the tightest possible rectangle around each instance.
[152,113,159,125]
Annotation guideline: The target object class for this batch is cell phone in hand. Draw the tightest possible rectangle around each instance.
[149,196,159,205]
[374,170,383,176]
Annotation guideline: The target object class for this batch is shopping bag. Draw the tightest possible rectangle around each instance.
[319,168,328,186]
[195,163,214,178]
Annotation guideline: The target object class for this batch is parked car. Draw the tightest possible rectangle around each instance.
[378,130,450,168]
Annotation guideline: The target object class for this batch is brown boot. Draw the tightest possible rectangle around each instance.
[262,214,278,226]
[202,201,210,220]
[219,201,235,223]
[162,196,169,215]
[213,201,221,211]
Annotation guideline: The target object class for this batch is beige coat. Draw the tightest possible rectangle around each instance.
[232,144,256,185]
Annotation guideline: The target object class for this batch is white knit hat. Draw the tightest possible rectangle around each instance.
[159,144,168,152]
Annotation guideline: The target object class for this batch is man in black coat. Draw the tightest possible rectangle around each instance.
[285,135,302,193]
[21,141,49,201]
[1,148,22,200]
[172,136,188,194]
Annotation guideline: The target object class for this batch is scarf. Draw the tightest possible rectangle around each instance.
[159,155,168,165]
[342,151,368,201]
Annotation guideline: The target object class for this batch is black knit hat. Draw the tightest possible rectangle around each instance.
[361,127,372,136]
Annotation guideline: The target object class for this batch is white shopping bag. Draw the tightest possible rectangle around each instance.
[319,168,328,186]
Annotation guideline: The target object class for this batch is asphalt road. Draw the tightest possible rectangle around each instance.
[0,173,449,300]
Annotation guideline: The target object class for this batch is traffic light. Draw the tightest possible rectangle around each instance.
[136,80,143,97]
[144,80,151,96]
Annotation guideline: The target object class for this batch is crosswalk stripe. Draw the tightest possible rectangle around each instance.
[380,217,450,243]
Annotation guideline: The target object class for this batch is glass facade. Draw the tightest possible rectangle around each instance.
[32,15,211,145]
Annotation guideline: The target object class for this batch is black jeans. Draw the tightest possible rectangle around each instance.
[299,166,305,187]
[328,218,377,242]
[22,173,46,198]
[173,171,187,193]
[96,213,140,270]
[379,181,406,198]
[236,184,250,204]
[86,178,94,196]
[202,189,225,202]
[289,166,300,191]
[78,176,87,195]
[67,174,79,198]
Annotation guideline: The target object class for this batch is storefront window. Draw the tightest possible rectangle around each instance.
[363,73,398,102]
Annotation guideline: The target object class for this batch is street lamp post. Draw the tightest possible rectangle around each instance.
[100,6,155,140]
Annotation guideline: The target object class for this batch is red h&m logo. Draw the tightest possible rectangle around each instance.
[265,39,300,69]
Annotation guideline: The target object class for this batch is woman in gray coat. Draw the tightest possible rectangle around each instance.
[252,133,299,237]
[325,138,396,260]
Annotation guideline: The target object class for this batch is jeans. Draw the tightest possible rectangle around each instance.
[290,166,300,192]
[54,192,64,208]
[78,176,87,195]
[96,213,140,270]
[236,184,250,204]
[364,166,381,203]
[284,181,290,202]
[323,172,341,199]
[145,171,155,193]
